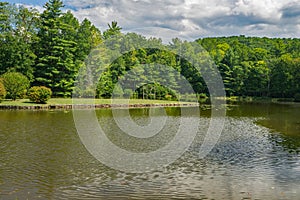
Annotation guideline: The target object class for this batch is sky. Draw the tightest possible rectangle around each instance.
[7,0,300,41]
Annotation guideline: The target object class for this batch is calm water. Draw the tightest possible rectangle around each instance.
[0,103,299,200]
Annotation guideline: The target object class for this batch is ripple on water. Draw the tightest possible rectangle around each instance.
[0,110,300,199]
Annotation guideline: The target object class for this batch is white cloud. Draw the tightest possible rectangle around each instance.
[17,3,45,13]
[233,0,282,20]
[25,0,300,40]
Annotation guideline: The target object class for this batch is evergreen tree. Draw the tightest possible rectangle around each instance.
[34,0,77,97]
[0,2,9,31]
[76,18,102,61]
[103,21,121,39]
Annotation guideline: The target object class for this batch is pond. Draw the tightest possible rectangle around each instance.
[0,103,299,199]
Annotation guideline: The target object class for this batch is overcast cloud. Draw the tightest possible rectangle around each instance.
[17,0,300,41]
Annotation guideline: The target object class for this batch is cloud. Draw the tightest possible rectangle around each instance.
[281,2,300,19]
[25,0,300,40]
[16,3,45,13]
[232,0,283,20]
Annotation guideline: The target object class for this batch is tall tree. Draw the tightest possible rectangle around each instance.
[0,2,9,32]
[103,21,121,39]
[0,4,38,80]
[0,2,12,75]
[76,18,102,61]
[34,0,77,97]
[12,6,39,80]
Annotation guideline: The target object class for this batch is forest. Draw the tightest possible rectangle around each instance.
[0,0,300,101]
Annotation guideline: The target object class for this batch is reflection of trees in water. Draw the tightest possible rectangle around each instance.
[229,102,300,136]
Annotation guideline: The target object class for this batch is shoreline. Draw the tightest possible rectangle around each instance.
[0,103,200,110]
[1,98,299,110]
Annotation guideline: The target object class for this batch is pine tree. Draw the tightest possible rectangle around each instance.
[103,21,121,39]
[0,2,9,33]
[76,18,102,61]
[34,0,77,97]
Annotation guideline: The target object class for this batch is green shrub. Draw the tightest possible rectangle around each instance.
[124,89,133,98]
[294,93,300,102]
[28,86,52,104]
[180,93,198,102]
[136,83,177,100]
[1,72,30,100]
[198,93,208,99]
[0,79,6,102]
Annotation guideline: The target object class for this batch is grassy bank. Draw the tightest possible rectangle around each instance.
[1,97,297,110]
[0,98,199,109]
[226,96,298,104]
[0,98,194,105]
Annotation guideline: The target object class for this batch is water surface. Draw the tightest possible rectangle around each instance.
[0,103,299,199]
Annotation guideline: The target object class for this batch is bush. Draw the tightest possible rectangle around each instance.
[198,93,208,99]
[1,72,30,100]
[0,79,6,102]
[124,89,133,98]
[294,93,300,102]
[136,83,177,100]
[28,86,52,104]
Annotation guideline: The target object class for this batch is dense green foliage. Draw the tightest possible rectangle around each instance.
[135,83,178,100]
[1,72,30,100]
[34,0,76,97]
[34,0,102,97]
[197,36,300,98]
[0,79,6,102]
[103,21,122,39]
[0,0,101,97]
[28,86,52,104]
[0,0,299,100]
[91,34,300,100]
[295,93,300,102]
[0,2,38,80]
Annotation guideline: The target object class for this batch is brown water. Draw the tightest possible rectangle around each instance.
[0,103,299,199]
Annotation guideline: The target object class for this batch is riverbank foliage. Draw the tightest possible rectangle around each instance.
[1,72,30,100]
[0,79,6,102]
[28,86,52,104]
[0,0,300,102]
[0,98,187,107]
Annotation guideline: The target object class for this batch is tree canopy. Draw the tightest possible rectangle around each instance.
[0,0,299,100]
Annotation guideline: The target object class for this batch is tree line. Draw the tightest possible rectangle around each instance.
[198,36,300,98]
[0,0,299,101]
[0,0,102,98]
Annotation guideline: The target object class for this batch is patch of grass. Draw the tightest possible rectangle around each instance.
[1,99,41,106]
[276,98,295,102]
[0,98,195,107]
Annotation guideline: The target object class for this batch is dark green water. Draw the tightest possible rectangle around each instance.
[0,103,299,199]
